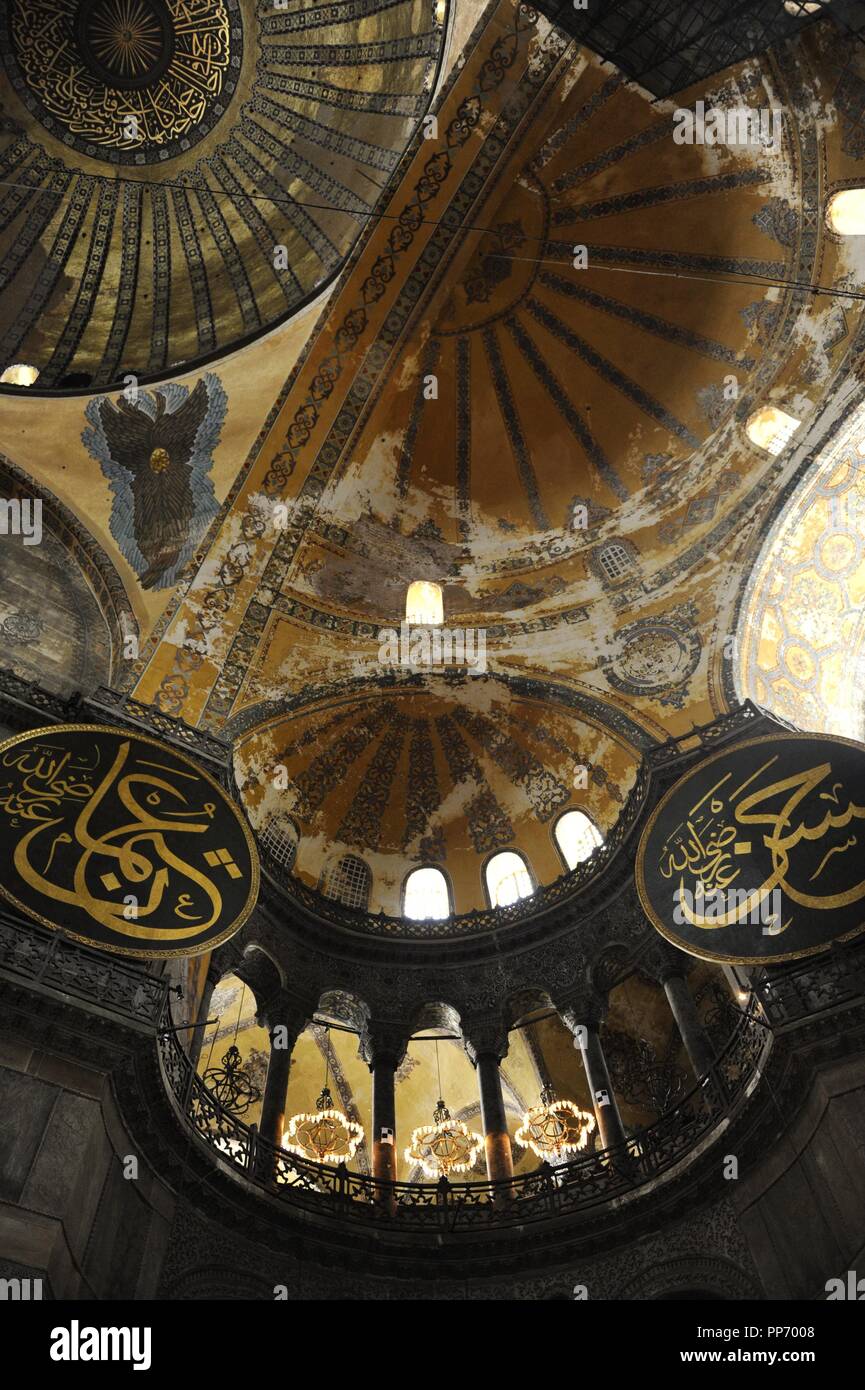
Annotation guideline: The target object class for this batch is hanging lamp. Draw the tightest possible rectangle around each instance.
[515,1081,595,1161]
[283,1026,364,1165]
[404,1039,484,1178]
[202,982,261,1115]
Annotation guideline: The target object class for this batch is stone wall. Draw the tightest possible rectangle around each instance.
[732,1055,865,1299]
[0,1037,173,1299]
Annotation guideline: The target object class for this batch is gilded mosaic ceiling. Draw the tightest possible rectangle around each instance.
[0,0,447,387]
[6,0,240,162]
[737,402,865,740]
[4,2,865,921]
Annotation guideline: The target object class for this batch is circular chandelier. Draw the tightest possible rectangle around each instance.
[515,1083,595,1161]
[405,1098,484,1178]
[404,1037,483,1178]
[283,1086,364,1165]
[283,1029,364,1165]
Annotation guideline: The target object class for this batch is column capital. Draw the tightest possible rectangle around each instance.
[207,940,243,986]
[205,962,223,990]
[462,1018,510,1066]
[255,989,310,1039]
[559,987,608,1038]
[360,1022,410,1070]
[638,940,694,987]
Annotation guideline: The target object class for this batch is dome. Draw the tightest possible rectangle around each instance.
[234,676,640,917]
[0,0,447,387]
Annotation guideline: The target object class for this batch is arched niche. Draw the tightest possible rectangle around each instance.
[0,453,136,696]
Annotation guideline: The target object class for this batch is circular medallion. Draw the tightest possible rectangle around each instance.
[75,0,175,90]
[0,724,259,958]
[2,0,242,164]
[636,732,865,964]
[436,172,549,335]
[604,608,702,709]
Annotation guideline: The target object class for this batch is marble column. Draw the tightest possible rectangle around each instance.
[363,1026,409,1190]
[188,961,222,1073]
[371,1054,398,1185]
[257,994,308,1151]
[476,1052,514,1184]
[662,971,717,1081]
[643,942,721,1085]
[465,1026,514,1186]
[562,1007,628,1157]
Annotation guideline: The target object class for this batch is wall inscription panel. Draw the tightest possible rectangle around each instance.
[0,724,257,958]
[636,733,865,964]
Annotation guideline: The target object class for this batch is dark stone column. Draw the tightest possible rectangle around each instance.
[464,1025,513,1186]
[371,1056,398,1185]
[562,1007,628,1156]
[663,971,717,1081]
[476,1053,513,1184]
[641,941,719,1083]
[362,1025,409,1189]
[257,994,308,1150]
[188,961,221,1073]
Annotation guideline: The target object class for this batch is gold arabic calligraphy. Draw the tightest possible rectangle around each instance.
[658,756,865,931]
[11,0,231,151]
[0,735,240,941]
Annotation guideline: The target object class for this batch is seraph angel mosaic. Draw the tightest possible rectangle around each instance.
[82,373,227,590]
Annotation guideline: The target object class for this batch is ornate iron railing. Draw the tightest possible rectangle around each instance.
[0,668,232,773]
[88,685,232,771]
[754,938,865,1029]
[0,666,84,727]
[158,999,770,1230]
[0,911,170,1029]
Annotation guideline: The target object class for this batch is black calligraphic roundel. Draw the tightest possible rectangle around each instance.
[0,725,259,959]
[636,733,865,964]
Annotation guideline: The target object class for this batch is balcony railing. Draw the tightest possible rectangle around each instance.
[754,938,865,1030]
[0,910,170,1031]
[158,998,770,1231]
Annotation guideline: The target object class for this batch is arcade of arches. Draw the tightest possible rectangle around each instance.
[1,0,865,1304]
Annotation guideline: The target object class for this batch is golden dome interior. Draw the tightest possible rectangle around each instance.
[2,2,865,919]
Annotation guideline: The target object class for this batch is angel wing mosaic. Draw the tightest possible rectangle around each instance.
[82,373,226,590]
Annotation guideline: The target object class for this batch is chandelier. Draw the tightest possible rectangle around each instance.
[202,1044,260,1115]
[404,1039,483,1178]
[515,1083,595,1161]
[405,1098,484,1178]
[200,982,260,1116]
[283,1028,364,1165]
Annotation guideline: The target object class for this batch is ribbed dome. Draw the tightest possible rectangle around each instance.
[234,677,641,916]
[0,0,446,388]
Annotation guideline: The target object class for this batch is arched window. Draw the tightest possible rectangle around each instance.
[403,866,450,920]
[485,850,534,908]
[0,364,39,386]
[746,406,801,456]
[783,0,830,17]
[259,815,298,870]
[554,810,603,871]
[826,187,865,235]
[597,541,634,582]
[405,580,443,625]
[321,854,371,910]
